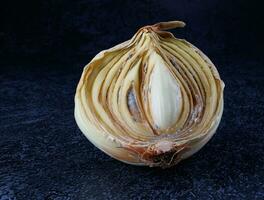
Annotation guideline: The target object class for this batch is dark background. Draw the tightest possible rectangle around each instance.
[1,0,264,199]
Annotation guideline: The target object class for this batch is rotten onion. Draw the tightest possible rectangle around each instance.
[74,21,224,168]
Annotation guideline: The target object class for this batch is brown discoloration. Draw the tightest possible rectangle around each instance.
[139,21,186,39]
[140,142,189,168]
[152,21,186,31]
[123,141,189,168]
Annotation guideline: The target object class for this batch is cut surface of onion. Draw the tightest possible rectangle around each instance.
[74,21,224,168]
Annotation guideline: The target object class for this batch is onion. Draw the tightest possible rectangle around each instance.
[74,21,224,168]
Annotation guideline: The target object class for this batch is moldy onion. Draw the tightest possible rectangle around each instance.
[74,21,224,168]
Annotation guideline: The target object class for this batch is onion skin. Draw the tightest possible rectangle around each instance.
[74,21,224,168]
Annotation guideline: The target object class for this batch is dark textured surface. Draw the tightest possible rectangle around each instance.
[1,0,264,199]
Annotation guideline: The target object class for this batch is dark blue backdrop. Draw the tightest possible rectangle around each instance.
[1,0,264,199]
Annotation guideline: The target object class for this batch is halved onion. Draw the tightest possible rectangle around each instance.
[74,21,224,168]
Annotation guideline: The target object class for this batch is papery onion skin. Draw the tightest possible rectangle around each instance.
[74,21,224,168]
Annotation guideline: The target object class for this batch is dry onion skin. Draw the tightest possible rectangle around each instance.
[74,21,224,168]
